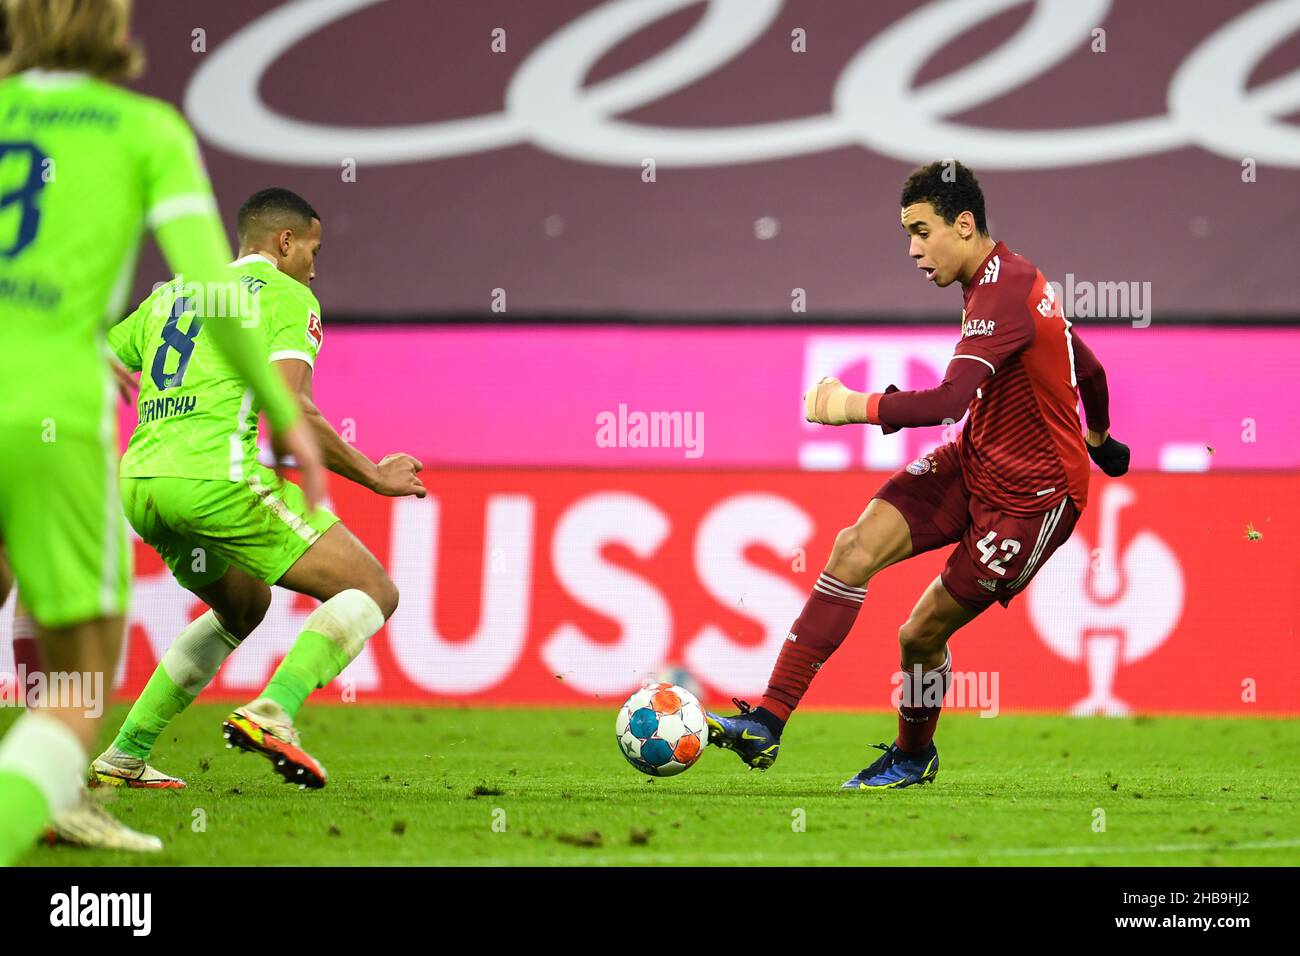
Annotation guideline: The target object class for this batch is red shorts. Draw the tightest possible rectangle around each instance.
[873,443,1080,613]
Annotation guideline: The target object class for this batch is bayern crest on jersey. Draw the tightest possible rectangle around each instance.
[906,455,933,476]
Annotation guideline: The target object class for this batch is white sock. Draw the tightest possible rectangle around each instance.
[0,712,87,815]
[160,609,242,695]
[303,588,385,666]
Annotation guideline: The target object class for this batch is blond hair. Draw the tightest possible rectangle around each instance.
[1,0,142,81]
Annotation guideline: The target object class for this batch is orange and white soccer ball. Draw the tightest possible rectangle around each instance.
[615,682,708,776]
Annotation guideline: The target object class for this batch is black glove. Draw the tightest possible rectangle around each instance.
[878,384,901,435]
[1087,435,1130,477]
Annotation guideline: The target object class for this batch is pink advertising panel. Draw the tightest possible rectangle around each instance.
[131,325,1296,472]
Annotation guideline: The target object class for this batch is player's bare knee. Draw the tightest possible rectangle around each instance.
[215,591,269,640]
[248,588,272,633]
[216,608,261,641]
[898,619,944,658]
[217,613,247,641]
[827,525,877,586]
[368,573,399,620]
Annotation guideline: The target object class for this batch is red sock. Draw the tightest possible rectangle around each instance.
[758,571,865,722]
[896,648,952,753]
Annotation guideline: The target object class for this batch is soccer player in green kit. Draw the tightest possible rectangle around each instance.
[94,187,426,792]
[0,0,323,863]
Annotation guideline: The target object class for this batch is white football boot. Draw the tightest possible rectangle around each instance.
[91,744,187,789]
[46,790,164,852]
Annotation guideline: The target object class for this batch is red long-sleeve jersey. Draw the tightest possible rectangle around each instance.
[875,241,1109,515]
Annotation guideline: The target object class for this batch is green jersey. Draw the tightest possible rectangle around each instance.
[0,69,227,440]
[0,69,301,441]
[111,255,322,481]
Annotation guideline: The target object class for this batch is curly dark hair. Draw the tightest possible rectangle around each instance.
[900,160,988,235]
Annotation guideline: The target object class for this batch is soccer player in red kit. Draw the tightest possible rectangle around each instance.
[706,160,1130,788]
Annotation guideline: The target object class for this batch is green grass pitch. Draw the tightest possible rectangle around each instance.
[5,705,1298,867]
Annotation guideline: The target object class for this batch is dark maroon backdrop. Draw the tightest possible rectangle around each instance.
[126,0,1300,318]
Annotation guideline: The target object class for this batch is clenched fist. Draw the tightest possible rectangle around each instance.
[803,376,865,425]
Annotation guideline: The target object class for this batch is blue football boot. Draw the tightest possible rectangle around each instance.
[705,698,782,770]
[840,741,939,789]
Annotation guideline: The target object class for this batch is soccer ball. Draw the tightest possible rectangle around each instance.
[615,682,707,777]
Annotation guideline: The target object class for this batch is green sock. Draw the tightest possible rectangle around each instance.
[0,771,50,866]
[113,666,196,760]
[263,630,351,720]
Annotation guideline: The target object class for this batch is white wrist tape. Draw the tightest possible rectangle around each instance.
[805,377,854,425]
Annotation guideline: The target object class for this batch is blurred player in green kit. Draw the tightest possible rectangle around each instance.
[0,0,323,863]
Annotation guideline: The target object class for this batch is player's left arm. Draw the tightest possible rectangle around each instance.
[1071,331,1110,442]
[1071,331,1129,476]
[273,358,426,499]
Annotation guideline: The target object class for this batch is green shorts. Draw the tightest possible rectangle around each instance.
[0,427,131,628]
[121,464,338,591]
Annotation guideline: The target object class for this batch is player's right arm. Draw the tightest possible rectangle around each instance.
[107,288,155,372]
[804,360,988,429]
[804,282,1030,429]
[106,294,150,403]
[263,288,423,499]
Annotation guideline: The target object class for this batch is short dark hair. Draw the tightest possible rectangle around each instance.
[900,160,987,235]
[237,187,320,242]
